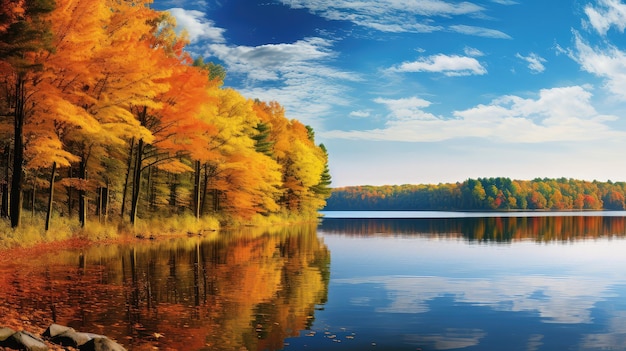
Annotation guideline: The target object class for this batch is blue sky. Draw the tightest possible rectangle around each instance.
[153,0,626,187]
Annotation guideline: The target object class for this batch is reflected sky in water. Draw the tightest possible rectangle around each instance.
[296,215,626,351]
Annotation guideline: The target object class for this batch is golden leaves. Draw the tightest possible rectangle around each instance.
[0,0,331,222]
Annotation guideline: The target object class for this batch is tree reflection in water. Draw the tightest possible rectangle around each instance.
[0,223,330,351]
[319,215,626,242]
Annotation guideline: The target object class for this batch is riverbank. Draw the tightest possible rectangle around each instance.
[0,214,215,250]
[0,211,322,250]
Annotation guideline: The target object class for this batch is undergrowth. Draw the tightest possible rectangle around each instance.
[0,210,320,250]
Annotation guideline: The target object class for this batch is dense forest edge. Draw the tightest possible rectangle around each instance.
[0,0,332,247]
[325,178,626,211]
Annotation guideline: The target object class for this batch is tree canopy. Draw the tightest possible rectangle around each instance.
[0,0,332,229]
[325,178,626,211]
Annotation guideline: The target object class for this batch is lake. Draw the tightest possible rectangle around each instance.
[2,212,626,350]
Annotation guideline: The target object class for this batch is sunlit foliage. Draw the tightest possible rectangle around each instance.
[326,178,626,211]
[0,0,331,231]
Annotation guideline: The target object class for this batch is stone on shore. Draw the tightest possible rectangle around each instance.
[79,337,126,351]
[0,327,15,342]
[7,330,49,351]
[42,323,73,338]
[52,330,101,348]
[0,324,126,351]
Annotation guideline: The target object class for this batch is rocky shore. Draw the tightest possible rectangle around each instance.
[0,324,125,351]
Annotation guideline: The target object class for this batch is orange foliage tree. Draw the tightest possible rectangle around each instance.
[0,0,332,231]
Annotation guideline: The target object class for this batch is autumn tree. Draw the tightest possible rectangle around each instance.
[196,89,283,218]
[1,0,333,229]
[0,0,55,227]
[253,101,329,215]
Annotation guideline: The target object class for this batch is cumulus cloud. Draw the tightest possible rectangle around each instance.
[516,53,547,73]
[204,37,359,128]
[584,0,626,35]
[206,37,360,84]
[167,8,226,43]
[391,54,487,76]
[572,32,626,100]
[322,86,623,143]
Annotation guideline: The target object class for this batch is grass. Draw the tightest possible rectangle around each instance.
[129,213,220,236]
[0,210,320,250]
[0,214,82,249]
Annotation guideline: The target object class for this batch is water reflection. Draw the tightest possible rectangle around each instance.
[319,215,626,241]
[4,216,626,351]
[0,224,330,351]
[312,215,626,351]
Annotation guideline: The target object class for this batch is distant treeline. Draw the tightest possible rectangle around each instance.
[325,178,626,211]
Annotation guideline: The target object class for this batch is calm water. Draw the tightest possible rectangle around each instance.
[2,212,626,350]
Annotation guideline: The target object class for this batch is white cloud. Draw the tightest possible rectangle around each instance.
[584,0,626,36]
[277,0,510,38]
[282,0,484,18]
[391,54,487,76]
[167,8,226,43]
[464,46,484,57]
[159,0,207,7]
[516,53,547,74]
[349,110,371,118]
[208,37,341,80]
[373,97,434,120]
[449,24,512,39]
[491,0,518,4]
[204,37,360,128]
[572,32,626,100]
[322,85,623,143]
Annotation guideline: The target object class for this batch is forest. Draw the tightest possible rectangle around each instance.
[0,0,332,231]
[325,177,626,211]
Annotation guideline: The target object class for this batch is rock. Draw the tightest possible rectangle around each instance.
[9,330,48,351]
[51,330,102,348]
[79,337,126,351]
[43,323,73,338]
[0,327,15,342]
[0,325,125,351]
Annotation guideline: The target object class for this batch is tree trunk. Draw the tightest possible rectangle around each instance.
[147,166,155,211]
[45,162,56,231]
[30,181,35,217]
[78,158,87,228]
[66,166,73,218]
[200,163,209,215]
[213,189,219,213]
[96,187,101,217]
[96,186,109,223]
[1,145,9,218]
[130,138,144,226]
[169,173,178,210]
[102,186,109,223]
[10,77,26,228]
[193,160,201,219]
[121,137,135,219]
